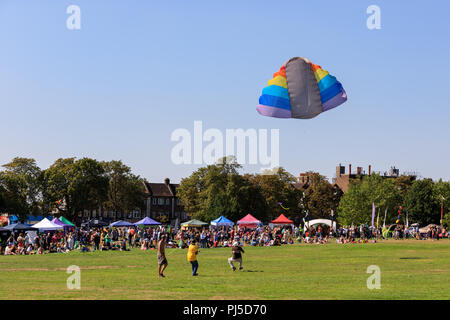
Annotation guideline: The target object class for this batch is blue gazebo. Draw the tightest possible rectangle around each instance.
[210,216,234,227]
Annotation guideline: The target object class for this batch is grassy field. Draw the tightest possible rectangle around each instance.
[1,239,449,300]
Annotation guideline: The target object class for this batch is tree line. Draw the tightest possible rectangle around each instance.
[177,157,450,227]
[338,174,450,227]
[1,155,449,227]
[176,157,341,224]
[0,157,146,221]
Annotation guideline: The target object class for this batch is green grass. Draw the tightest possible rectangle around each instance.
[1,239,449,300]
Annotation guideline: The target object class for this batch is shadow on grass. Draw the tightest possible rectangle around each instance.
[399,257,422,260]
[243,270,264,272]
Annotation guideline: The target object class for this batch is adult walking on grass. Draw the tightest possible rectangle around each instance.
[158,235,168,278]
[187,240,199,276]
[228,241,244,271]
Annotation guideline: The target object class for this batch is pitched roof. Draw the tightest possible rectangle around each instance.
[237,214,262,224]
[271,214,294,224]
[143,181,179,197]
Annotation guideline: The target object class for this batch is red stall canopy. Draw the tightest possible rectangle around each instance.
[237,214,262,228]
[271,214,294,224]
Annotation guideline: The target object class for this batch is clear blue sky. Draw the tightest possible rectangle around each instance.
[1,0,449,183]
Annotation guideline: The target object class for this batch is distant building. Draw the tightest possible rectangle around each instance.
[143,178,187,223]
[293,172,321,190]
[332,163,416,193]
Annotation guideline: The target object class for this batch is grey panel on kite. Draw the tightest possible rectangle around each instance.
[257,57,347,119]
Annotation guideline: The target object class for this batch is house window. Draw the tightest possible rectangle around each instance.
[176,198,180,206]
[158,198,164,205]
[152,198,157,205]
[166,198,170,205]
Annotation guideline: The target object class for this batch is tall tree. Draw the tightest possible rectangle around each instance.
[338,174,402,225]
[102,160,146,219]
[42,158,76,216]
[404,179,440,226]
[177,157,269,222]
[42,158,109,220]
[249,167,301,221]
[304,174,341,219]
[0,157,42,219]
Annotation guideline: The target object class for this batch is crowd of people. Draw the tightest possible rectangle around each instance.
[1,222,448,256]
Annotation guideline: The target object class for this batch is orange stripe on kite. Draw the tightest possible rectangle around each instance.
[310,63,322,72]
[273,66,286,78]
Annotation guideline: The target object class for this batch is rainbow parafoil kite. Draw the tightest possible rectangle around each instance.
[257,57,347,119]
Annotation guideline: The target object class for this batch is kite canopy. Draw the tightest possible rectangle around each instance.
[211,216,234,227]
[134,216,161,226]
[257,57,347,119]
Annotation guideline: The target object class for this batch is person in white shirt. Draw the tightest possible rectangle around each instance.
[5,245,15,255]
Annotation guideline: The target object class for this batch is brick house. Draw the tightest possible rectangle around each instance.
[332,164,416,193]
[143,178,187,223]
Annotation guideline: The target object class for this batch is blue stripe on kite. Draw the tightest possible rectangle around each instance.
[320,82,343,103]
[318,74,337,93]
[259,94,291,110]
[262,85,290,100]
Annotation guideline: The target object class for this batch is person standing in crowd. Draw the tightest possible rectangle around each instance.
[200,230,207,248]
[93,231,100,251]
[187,240,199,276]
[157,235,168,278]
[228,240,245,271]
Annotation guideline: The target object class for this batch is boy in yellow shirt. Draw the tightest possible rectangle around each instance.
[187,240,199,276]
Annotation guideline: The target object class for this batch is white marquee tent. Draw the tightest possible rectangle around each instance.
[32,218,63,232]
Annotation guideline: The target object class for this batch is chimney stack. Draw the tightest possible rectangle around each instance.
[357,167,362,175]
[164,178,170,185]
[348,164,351,176]
[368,165,371,176]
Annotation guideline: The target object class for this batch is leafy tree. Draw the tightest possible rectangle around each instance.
[433,179,450,225]
[177,156,270,222]
[42,158,109,219]
[248,167,301,221]
[394,175,415,198]
[304,174,341,219]
[0,157,42,219]
[337,183,369,226]
[42,158,76,215]
[443,212,450,229]
[404,179,440,226]
[69,158,109,216]
[338,174,402,226]
[102,160,146,219]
